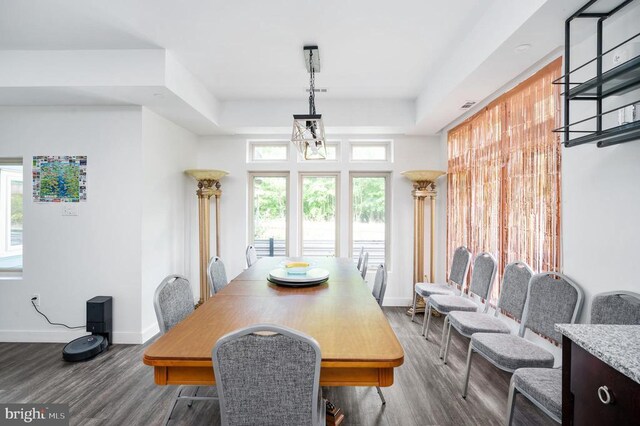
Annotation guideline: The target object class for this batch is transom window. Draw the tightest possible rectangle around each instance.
[350,140,392,162]
[248,141,289,162]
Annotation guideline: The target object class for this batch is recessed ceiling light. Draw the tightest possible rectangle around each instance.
[515,44,532,53]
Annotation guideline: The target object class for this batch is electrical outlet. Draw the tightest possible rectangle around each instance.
[31,294,40,306]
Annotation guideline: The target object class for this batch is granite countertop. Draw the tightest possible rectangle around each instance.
[556,324,640,384]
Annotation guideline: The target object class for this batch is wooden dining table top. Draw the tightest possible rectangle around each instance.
[143,257,404,385]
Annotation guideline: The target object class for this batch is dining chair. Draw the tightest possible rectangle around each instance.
[442,261,533,364]
[423,252,497,352]
[360,252,369,280]
[370,264,388,405]
[208,256,229,295]
[356,246,365,271]
[212,323,325,426]
[506,290,640,425]
[411,246,471,325]
[462,272,583,399]
[154,274,218,425]
[245,245,258,268]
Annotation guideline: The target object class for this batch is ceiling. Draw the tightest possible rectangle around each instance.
[0,0,597,135]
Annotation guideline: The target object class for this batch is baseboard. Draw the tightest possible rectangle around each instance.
[382,297,412,307]
[141,323,160,343]
[0,329,145,344]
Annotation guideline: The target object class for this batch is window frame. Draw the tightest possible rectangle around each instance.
[298,172,340,257]
[349,172,391,271]
[0,158,24,274]
[247,140,290,163]
[349,139,393,162]
[247,171,290,256]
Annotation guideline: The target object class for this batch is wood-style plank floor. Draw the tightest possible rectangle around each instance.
[0,308,554,425]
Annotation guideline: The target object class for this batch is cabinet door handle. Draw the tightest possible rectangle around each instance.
[597,385,612,404]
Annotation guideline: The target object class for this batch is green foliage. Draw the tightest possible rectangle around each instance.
[11,193,23,225]
[352,177,385,223]
[302,177,335,221]
[40,163,80,199]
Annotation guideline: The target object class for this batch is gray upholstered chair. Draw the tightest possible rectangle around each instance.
[506,290,640,425]
[208,256,229,295]
[212,323,325,426]
[245,245,258,268]
[372,264,387,307]
[411,246,471,325]
[153,275,218,425]
[462,272,583,399]
[423,252,497,354]
[443,261,533,364]
[370,264,388,404]
[360,251,369,280]
[356,246,365,271]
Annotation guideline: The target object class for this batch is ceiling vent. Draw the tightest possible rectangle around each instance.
[460,101,477,110]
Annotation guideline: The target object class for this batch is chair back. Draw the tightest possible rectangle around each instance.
[520,272,583,343]
[468,252,497,308]
[208,256,229,295]
[591,291,640,325]
[356,246,365,271]
[449,246,471,288]
[496,261,533,320]
[212,324,322,426]
[360,252,369,279]
[371,264,387,307]
[246,245,258,268]
[153,274,194,335]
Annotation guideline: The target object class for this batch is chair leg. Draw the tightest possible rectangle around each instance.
[375,386,386,405]
[423,304,432,339]
[443,321,453,364]
[462,341,474,398]
[163,387,183,426]
[506,377,518,426]
[187,386,199,408]
[411,292,418,323]
[439,315,449,359]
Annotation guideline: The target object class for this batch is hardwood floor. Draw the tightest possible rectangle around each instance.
[0,308,554,425]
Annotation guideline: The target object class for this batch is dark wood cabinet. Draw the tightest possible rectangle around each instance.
[562,336,640,425]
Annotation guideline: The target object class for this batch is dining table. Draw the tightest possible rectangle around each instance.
[143,256,405,390]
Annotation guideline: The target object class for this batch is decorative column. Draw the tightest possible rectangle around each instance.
[402,170,445,315]
[185,169,228,307]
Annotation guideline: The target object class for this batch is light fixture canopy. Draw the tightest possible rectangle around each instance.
[292,46,326,160]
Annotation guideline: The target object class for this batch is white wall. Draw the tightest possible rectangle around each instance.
[196,135,444,306]
[562,1,640,322]
[140,108,198,341]
[0,106,144,343]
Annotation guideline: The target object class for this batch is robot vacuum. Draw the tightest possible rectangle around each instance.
[63,335,108,362]
[62,296,112,362]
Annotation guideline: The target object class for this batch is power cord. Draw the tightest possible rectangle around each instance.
[31,298,85,329]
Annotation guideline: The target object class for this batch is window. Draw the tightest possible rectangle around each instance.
[296,141,340,162]
[350,173,390,269]
[248,141,289,162]
[350,140,392,162]
[249,173,289,256]
[0,159,23,272]
[299,173,339,256]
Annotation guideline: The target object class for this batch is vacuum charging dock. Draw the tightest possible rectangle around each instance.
[63,296,112,362]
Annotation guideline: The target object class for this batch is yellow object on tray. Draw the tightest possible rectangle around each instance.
[285,262,310,268]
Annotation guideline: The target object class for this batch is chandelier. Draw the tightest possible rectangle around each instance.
[292,45,326,160]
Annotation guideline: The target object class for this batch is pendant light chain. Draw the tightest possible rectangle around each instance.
[308,50,316,115]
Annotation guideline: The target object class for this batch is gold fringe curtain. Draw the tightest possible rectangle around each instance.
[447,58,562,303]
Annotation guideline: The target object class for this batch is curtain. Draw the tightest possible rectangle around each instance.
[447,58,562,303]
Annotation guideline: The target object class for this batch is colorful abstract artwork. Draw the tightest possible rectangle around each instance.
[32,156,87,202]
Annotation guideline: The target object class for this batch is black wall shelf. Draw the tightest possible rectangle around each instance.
[554,0,640,148]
